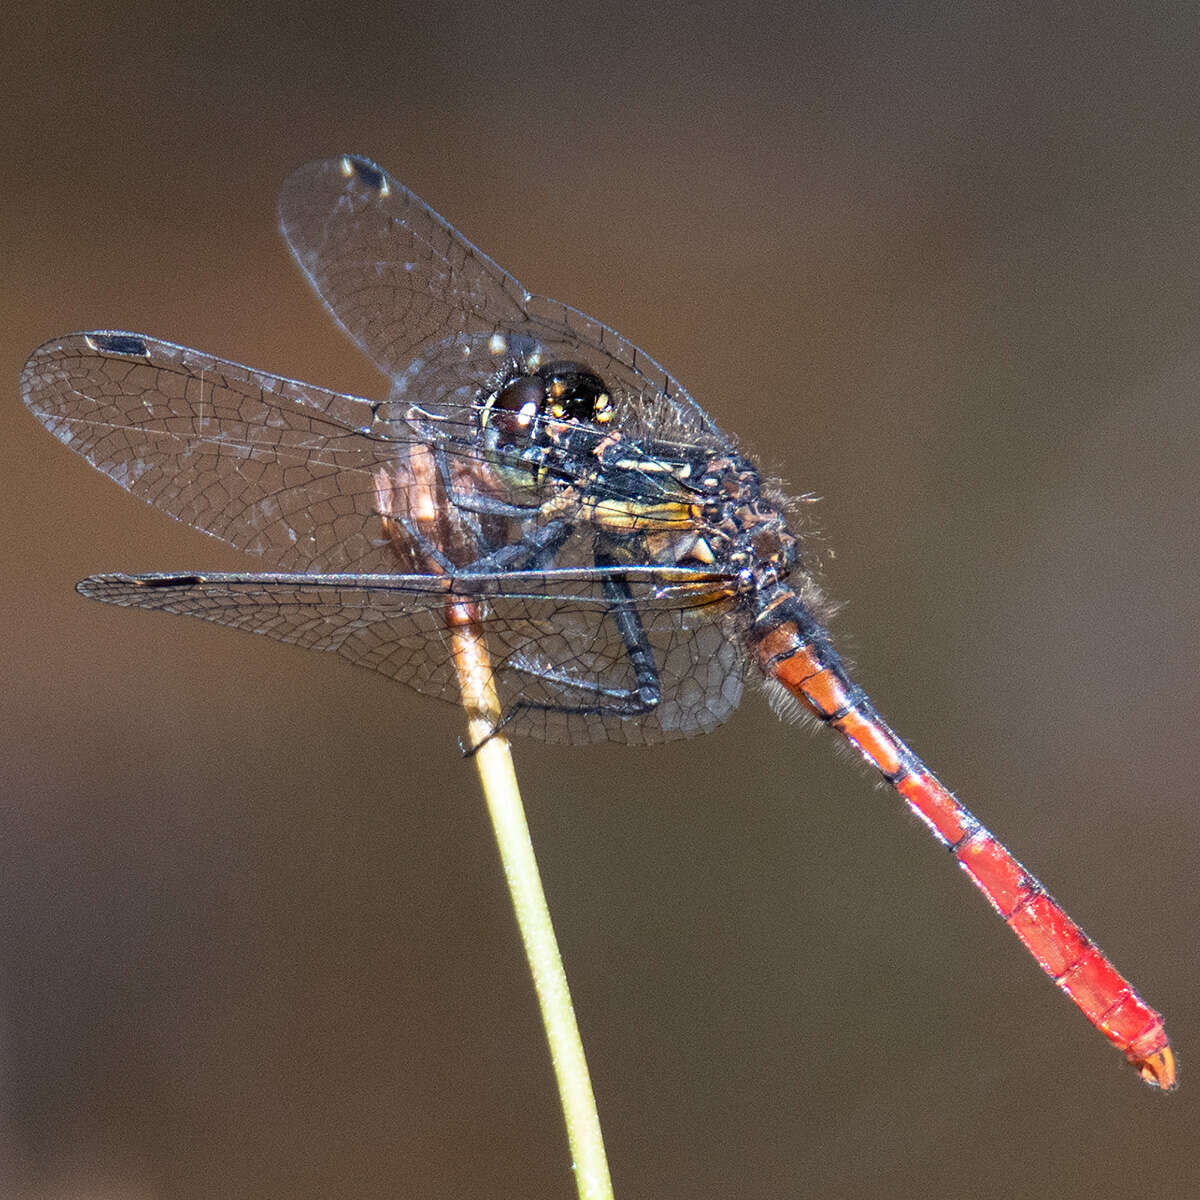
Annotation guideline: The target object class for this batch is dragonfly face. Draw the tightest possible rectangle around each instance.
[19,154,1173,1087]
[475,358,616,489]
[481,360,613,446]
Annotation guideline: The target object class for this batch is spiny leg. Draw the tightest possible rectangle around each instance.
[433,440,543,519]
[468,551,664,750]
[395,510,576,576]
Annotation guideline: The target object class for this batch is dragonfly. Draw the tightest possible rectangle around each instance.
[21,154,1174,1089]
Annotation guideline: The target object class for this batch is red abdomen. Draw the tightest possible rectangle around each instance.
[751,589,1174,1089]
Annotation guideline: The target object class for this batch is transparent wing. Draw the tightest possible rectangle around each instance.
[21,331,749,743]
[22,330,714,573]
[22,331,412,572]
[79,569,746,745]
[22,154,752,744]
[278,154,731,451]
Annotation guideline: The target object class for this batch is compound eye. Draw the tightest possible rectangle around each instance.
[486,374,546,442]
[540,364,613,424]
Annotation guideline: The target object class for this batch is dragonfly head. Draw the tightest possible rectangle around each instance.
[478,361,614,452]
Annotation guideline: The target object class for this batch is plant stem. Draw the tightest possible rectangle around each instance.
[446,599,614,1200]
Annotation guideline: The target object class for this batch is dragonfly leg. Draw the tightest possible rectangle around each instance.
[435,442,540,519]
[394,497,575,576]
[480,552,663,744]
[393,516,458,574]
[457,518,574,575]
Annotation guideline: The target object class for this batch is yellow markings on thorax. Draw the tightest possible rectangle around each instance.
[581,496,699,533]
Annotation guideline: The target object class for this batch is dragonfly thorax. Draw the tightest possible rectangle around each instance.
[694,454,799,593]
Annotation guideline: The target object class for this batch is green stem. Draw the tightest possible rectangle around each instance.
[449,607,614,1199]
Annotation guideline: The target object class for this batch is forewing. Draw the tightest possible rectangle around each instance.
[278,155,730,449]
[23,157,749,744]
[22,331,420,572]
[79,568,746,745]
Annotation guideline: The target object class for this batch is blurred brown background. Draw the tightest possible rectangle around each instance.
[3,2,1198,1197]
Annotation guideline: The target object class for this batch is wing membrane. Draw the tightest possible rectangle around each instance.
[279,155,730,449]
[81,569,745,744]
[22,332,406,572]
[20,155,753,744]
